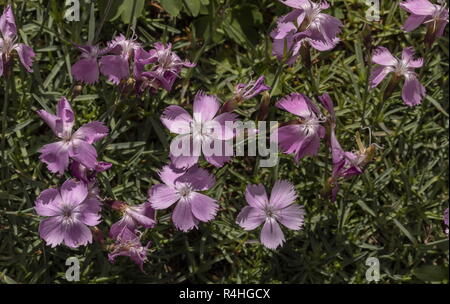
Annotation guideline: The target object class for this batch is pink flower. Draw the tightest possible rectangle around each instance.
[133,43,195,94]
[235,76,270,100]
[149,165,218,232]
[109,201,156,239]
[70,161,112,183]
[370,46,426,106]
[0,5,35,77]
[71,45,111,84]
[34,179,102,248]
[271,0,343,64]
[236,181,305,250]
[400,0,449,43]
[99,34,141,84]
[161,92,238,169]
[276,93,325,162]
[319,94,364,201]
[37,97,109,175]
[108,228,150,272]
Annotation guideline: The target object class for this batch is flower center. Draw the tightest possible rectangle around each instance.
[177,185,192,198]
[300,117,320,136]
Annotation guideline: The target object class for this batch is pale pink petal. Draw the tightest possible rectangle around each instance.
[35,188,62,217]
[236,206,266,230]
[402,75,426,106]
[56,97,75,137]
[69,139,98,169]
[149,184,180,209]
[402,47,423,68]
[60,179,88,206]
[260,219,285,250]
[36,110,61,137]
[39,216,65,248]
[402,14,427,31]
[158,165,186,187]
[176,165,215,191]
[269,180,297,209]
[189,192,218,222]
[276,93,313,118]
[276,205,305,230]
[39,141,70,175]
[14,44,35,73]
[172,199,198,232]
[193,92,220,123]
[160,105,193,134]
[372,47,397,66]
[73,122,109,144]
[369,66,394,88]
[245,184,269,210]
[0,5,17,38]
[63,220,92,248]
[399,0,436,15]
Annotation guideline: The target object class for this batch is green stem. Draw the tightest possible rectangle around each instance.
[1,78,10,181]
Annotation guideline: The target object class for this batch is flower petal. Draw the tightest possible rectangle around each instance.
[72,58,100,84]
[189,192,218,223]
[160,105,193,135]
[73,121,109,144]
[60,179,88,206]
[372,47,397,66]
[149,184,180,209]
[63,220,92,248]
[172,199,198,232]
[245,184,269,209]
[39,141,70,175]
[236,206,266,230]
[39,216,65,248]
[193,92,220,123]
[0,5,17,39]
[14,43,35,73]
[276,204,305,230]
[70,139,98,169]
[260,219,285,250]
[269,180,298,209]
[35,188,63,217]
[402,75,426,106]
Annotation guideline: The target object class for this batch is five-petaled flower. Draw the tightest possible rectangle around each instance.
[271,0,343,64]
[370,46,426,106]
[149,165,218,232]
[161,91,239,169]
[400,0,449,44]
[35,179,102,248]
[0,5,35,77]
[236,180,305,250]
[37,97,109,175]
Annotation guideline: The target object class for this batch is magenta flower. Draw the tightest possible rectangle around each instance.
[108,228,150,272]
[149,165,218,232]
[370,46,426,106]
[276,93,325,162]
[37,97,109,175]
[236,181,305,250]
[109,201,156,239]
[161,92,238,169]
[100,34,141,84]
[71,45,111,84]
[444,208,449,236]
[134,43,195,94]
[319,94,364,201]
[34,179,102,248]
[400,0,449,43]
[0,5,35,77]
[70,160,112,183]
[236,76,271,100]
[271,0,343,64]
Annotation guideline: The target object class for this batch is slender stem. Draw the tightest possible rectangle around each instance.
[1,78,10,180]
[94,0,113,44]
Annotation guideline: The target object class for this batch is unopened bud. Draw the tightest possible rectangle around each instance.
[257,92,271,121]
[72,84,83,98]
